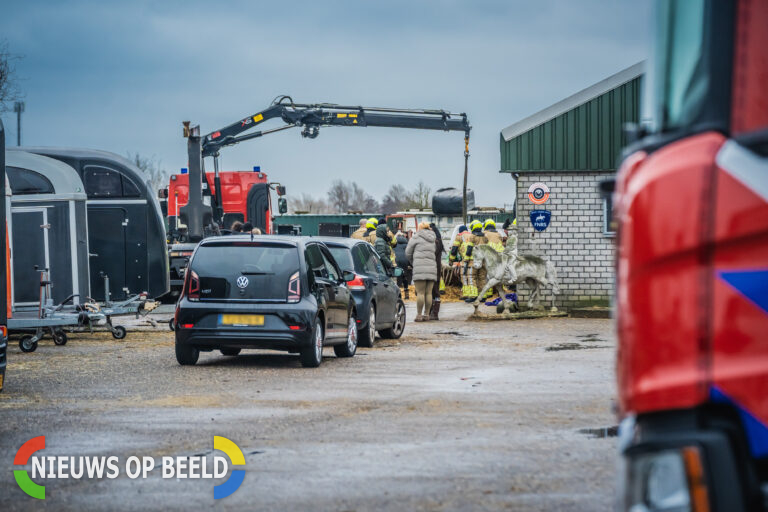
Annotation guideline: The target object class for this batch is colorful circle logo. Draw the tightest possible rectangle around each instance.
[14,436,46,499]
[213,436,246,499]
[527,183,550,205]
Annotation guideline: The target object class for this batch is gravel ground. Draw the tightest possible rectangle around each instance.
[0,302,617,511]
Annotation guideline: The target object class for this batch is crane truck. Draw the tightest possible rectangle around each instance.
[614,0,768,509]
[165,96,470,298]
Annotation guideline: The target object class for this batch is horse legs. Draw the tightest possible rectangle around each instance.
[550,284,558,312]
[473,278,497,312]
[496,283,509,314]
[527,279,541,309]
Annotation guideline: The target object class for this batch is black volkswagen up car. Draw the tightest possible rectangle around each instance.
[174,236,358,367]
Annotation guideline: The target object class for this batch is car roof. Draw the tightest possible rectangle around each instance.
[199,234,352,248]
[200,234,302,246]
[313,236,366,248]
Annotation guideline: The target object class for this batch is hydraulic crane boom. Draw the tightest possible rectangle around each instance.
[201,95,471,157]
[181,95,471,241]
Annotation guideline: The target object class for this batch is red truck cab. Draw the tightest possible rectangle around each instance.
[167,167,273,235]
[615,1,768,509]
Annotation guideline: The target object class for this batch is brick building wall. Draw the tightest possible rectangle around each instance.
[513,171,615,310]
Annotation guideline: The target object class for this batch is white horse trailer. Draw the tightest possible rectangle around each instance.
[6,151,89,312]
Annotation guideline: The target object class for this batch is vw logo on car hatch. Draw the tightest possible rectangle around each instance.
[236,276,249,289]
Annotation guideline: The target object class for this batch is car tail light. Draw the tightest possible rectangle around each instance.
[288,325,301,330]
[0,325,6,338]
[181,323,194,329]
[187,270,200,301]
[347,274,366,291]
[287,272,300,303]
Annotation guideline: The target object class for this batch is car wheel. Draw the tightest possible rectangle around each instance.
[358,304,376,348]
[334,310,358,358]
[175,342,199,365]
[220,348,241,356]
[300,318,324,368]
[380,299,406,339]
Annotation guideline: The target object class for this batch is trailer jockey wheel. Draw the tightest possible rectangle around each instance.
[112,326,127,340]
[168,319,175,332]
[19,335,38,353]
[52,330,68,346]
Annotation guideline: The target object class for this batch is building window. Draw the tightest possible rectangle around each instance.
[603,196,616,236]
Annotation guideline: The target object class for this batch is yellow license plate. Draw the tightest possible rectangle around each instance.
[220,314,264,326]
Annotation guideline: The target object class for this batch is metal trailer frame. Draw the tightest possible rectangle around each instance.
[7,268,106,352]
[8,269,158,352]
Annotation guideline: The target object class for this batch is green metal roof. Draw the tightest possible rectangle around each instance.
[500,63,643,173]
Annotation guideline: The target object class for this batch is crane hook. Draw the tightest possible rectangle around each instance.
[301,126,320,139]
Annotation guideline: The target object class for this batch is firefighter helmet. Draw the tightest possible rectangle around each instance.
[366,217,378,230]
[483,218,496,230]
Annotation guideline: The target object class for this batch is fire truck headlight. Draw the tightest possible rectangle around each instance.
[621,445,709,512]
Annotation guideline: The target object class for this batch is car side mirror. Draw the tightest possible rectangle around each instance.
[278,197,288,214]
[342,271,356,282]
[392,267,403,277]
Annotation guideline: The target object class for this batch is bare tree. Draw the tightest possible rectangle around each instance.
[327,180,379,213]
[327,180,352,212]
[127,152,168,193]
[290,193,332,214]
[406,181,431,209]
[0,41,22,113]
[381,184,409,214]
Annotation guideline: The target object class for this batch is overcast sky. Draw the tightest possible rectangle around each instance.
[1,0,651,208]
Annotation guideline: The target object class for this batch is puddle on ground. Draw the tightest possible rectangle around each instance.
[578,426,618,439]
[575,333,605,343]
[545,343,609,351]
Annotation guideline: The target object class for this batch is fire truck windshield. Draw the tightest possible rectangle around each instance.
[651,0,709,133]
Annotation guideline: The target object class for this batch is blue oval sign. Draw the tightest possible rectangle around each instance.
[530,210,551,231]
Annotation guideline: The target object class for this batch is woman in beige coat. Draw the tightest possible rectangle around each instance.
[405,222,438,321]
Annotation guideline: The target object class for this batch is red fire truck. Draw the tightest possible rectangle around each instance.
[614,0,768,509]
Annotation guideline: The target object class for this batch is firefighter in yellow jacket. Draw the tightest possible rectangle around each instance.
[350,218,367,239]
[461,220,487,302]
[449,225,473,298]
[483,218,508,300]
[361,217,378,244]
[482,219,505,251]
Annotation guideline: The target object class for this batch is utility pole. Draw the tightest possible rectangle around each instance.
[13,101,24,146]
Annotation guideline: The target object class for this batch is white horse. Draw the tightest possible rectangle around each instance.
[471,241,560,313]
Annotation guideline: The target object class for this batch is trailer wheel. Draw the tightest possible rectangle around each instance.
[52,330,68,346]
[19,335,38,353]
[168,319,175,332]
[112,326,127,340]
